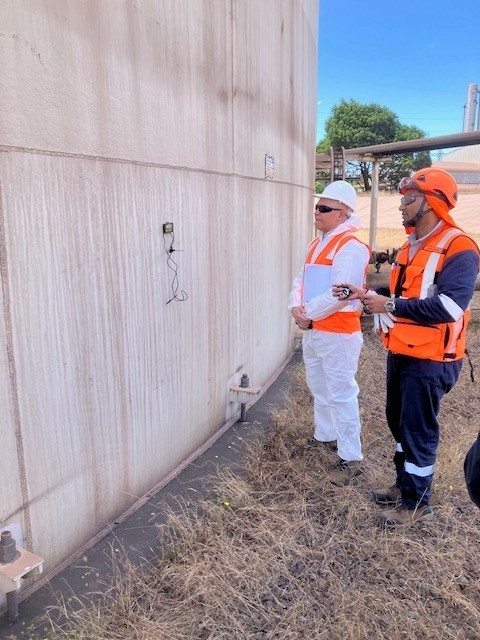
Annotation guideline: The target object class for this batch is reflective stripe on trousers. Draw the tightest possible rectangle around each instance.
[386,353,462,508]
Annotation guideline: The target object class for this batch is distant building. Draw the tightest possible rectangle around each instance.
[435,145,480,191]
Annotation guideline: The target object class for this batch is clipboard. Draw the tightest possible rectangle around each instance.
[302,264,331,302]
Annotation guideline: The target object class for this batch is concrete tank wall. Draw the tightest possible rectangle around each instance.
[0,0,318,594]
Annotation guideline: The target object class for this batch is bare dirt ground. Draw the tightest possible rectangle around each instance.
[37,319,480,640]
[356,193,480,233]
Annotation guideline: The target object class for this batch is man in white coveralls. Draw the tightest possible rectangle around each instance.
[289,181,370,486]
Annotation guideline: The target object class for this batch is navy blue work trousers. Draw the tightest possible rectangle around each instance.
[385,353,462,508]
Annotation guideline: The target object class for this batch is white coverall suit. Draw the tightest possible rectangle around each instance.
[289,215,370,462]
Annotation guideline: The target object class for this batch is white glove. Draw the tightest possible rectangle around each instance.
[373,312,395,334]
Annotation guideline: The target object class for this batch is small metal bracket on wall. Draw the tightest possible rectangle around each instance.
[0,531,44,623]
[229,373,261,422]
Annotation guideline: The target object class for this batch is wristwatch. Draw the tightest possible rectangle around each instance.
[384,299,396,314]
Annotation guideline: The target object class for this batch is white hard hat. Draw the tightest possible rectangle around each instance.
[320,180,357,211]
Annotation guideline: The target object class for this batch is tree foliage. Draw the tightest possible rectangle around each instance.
[379,124,431,190]
[318,100,431,191]
[325,100,398,149]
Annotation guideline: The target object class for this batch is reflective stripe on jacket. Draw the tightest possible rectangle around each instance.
[382,226,473,361]
[305,232,369,334]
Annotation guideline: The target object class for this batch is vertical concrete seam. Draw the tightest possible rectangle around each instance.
[0,180,32,550]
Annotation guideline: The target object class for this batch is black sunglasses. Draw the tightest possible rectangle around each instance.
[315,204,342,213]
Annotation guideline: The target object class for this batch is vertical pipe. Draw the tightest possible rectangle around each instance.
[239,403,247,422]
[6,591,19,623]
[476,88,480,132]
[369,161,379,250]
[464,83,478,132]
[238,373,249,423]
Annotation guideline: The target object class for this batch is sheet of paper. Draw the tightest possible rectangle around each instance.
[302,264,331,302]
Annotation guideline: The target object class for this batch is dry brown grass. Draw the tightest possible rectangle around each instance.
[37,320,480,640]
[355,228,480,254]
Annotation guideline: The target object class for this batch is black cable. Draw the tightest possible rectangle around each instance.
[163,232,188,304]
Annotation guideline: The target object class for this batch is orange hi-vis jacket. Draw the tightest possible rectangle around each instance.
[304,231,370,334]
[383,225,476,362]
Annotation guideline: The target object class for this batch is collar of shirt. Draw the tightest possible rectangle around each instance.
[407,220,445,259]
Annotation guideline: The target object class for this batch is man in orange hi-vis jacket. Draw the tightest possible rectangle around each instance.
[334,167,480,528]
[289,180,371,487]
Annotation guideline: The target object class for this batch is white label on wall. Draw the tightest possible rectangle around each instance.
[265,154,274,180]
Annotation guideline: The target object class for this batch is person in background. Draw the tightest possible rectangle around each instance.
[465,434,480,508]
[289,181,371,486]
[334,168,479,527]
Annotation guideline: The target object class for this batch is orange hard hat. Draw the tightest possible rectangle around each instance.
[398,167,459,227]
[399,168,458,209]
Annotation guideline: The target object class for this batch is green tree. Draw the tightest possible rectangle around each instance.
[316,139,330,154]
[320,100,431,191]
[380,124,431,190]
[325,100,398,148]
[323,100,398,190]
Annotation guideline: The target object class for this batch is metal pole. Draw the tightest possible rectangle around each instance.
[6,591,19,624]
[239,403,247,422]
[238,373,249,423]
[369,161,379,250]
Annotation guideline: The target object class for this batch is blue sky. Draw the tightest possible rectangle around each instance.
[316,1,480,153]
